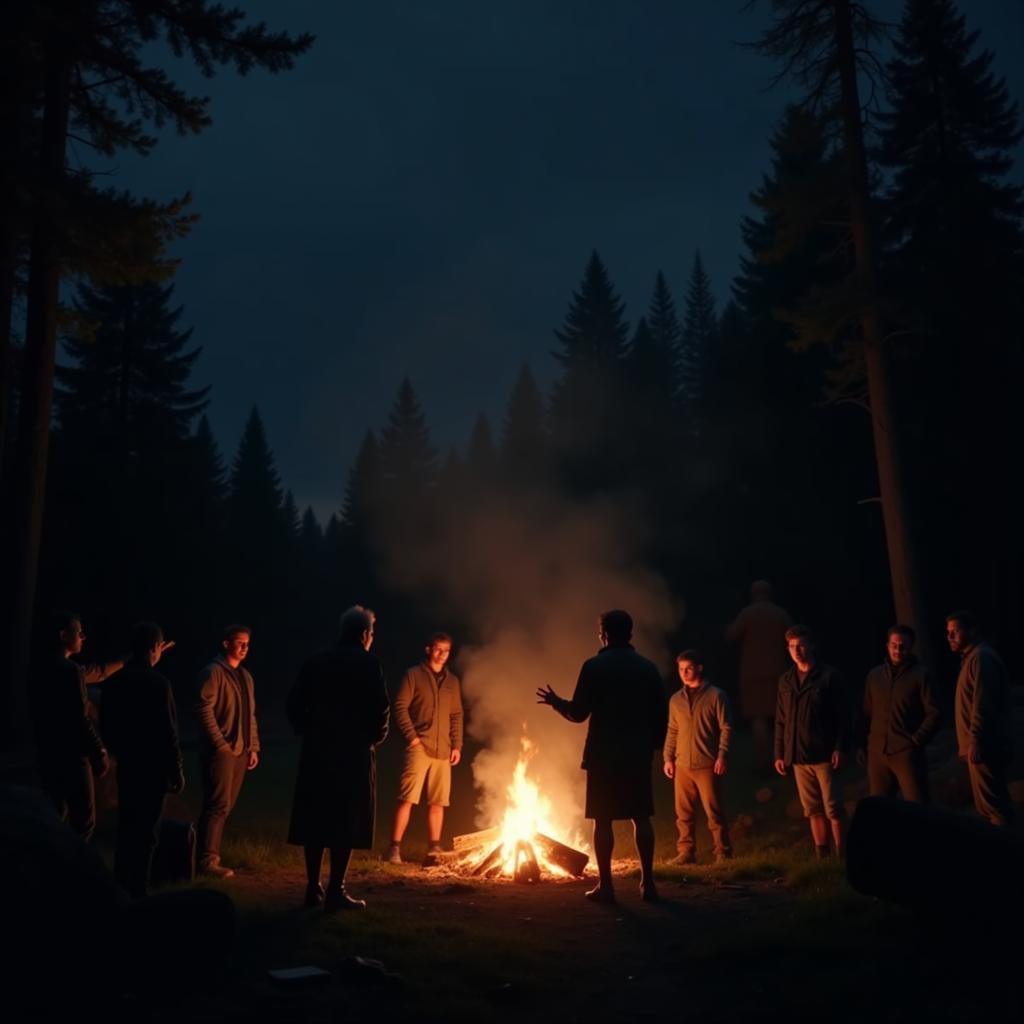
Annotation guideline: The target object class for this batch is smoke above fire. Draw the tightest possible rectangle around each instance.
[375,487,680,844]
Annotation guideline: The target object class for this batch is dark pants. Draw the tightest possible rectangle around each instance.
[673,765,731,858]
[41,757,96,841]
[966,756,1015,827]
[867,748,930,803]
[198,750,248,866]
[115,769,166,897]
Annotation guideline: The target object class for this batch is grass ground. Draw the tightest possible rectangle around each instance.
[92,728,1021,1023]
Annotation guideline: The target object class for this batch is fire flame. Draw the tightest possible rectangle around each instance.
[490,734,580,879]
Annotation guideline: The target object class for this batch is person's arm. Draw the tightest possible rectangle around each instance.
[374,667,390,747]
[717,690,733,759]
[914,668,941,747]
[194,665,230,753]
[449,679,464,764]
[773,676,787,774]
[662,698,678,767]
[80,659,127,684]
[392,670,419,745]
[246,669,260,755]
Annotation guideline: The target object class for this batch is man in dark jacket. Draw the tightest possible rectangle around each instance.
[537,609,668,904]
[32,611,125,840]
[101,622,182,897]
[194,624,260,878]
[774,624,849,858]
[286,606,390,911]
[947,610,1014,827]
[857,625,940,804]
[387,632,463,866]
[663,650,733,864]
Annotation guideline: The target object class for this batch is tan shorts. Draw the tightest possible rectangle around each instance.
[398,743,451,807]
[793,762,843,820]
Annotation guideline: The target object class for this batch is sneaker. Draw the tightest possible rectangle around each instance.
[303,883,325,908]
[198,860,235,879]
[584,884,616,904]
[422,844,443,868]
[385,844,402,865]
[670,852,696,866]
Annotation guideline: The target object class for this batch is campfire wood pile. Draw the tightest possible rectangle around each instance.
[450,827,589,882]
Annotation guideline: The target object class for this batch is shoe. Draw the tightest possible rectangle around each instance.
[714,851,734,864]
[325,888,367,912]
[303,883,325,908]
[385,844,402,865]
[422,843,443,867]
[640,882,659,903]
[814,845,830,860]
[198,860,235,879]
[670,852,696,866]
[584,884,616,904]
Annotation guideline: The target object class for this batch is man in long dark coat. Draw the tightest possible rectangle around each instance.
[101,621,182,897]
[286,605,390,911]
[537,609,668,904]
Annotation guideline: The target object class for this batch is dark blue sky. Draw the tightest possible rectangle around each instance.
[103,1,1024,521]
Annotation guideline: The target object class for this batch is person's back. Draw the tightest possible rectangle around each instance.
[575,644,666,770]
[102,662,180,773]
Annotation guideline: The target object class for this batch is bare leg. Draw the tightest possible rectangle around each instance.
[830,817,844,858]
[809,814,828,855]
[427,804,444,845]
[391,801,413,843]
[633,817,657,901]
[587,818,615,902]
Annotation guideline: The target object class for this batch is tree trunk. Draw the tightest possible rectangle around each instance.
[831,0,930,661]
[0,21,72,768]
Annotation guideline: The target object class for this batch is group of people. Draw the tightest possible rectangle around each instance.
[32,587,1015,909]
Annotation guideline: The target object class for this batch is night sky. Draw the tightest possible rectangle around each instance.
[101,1,1024,521]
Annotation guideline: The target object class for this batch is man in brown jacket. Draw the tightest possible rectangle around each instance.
[663,650,733,864]
[194,624,260,877]
[387,632,463,866]
[946,611,1014,827]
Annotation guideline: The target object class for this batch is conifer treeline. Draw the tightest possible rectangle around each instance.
[35,0,1024,705]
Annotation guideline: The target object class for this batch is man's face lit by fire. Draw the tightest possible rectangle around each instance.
[677,659,703,688]
[887,632,911,665]
[946,620,970,654]
[61,619,85,657]
[787,635,813,668]
[223,632,251,665]
[426,640,451,673]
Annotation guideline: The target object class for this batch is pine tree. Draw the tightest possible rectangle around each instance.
[500,362,547,484]
[465,413,497,487]
[878,0,1024,634]
[227,406,285,553]
[680,251,718,415]
[282,490,301,541]
[342,430,383,533]
[548,250,630,491]
[645,271,683,404]
[378,378,437,496]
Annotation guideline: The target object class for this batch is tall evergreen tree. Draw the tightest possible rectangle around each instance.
[548,250,630,492]
[645,271,683,404]
[342,430,383,534]
[680,251,717,412]
[378,378,437,496]
[465,413,497,487]
[878,0,1024,638]
[500,362,547,484]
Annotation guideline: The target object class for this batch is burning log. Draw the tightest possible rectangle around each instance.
[470,843,505,877]
[513,840,541,883]
[532,833,589,877]
[452,827,501,854]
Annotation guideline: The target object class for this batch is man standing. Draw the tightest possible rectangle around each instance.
[33,611,125,840]
[663,650,733,864]
[537,609,668,904]
[774,624,848,858]
[101,622,182,897]
[194,624,260,877]
[287,606,390,911]
[725,580,792,776]
[387,632,463,866]
[946,611,1014,827]
[857,625,940,803]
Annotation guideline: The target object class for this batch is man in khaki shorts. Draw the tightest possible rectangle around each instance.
[773,624,848,858]
[387,633,463,866]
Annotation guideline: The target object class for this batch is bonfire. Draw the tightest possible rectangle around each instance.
[450,735,589,881]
